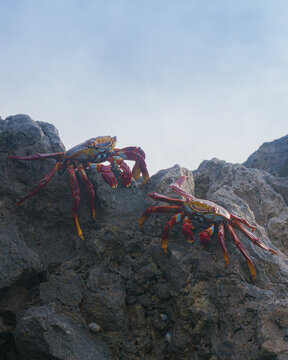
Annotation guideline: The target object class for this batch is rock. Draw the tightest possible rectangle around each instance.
[15,304,112,360]
[0,214,43,290]
[88,322,102,333]
[0,115,288,360]
[243,134,288,177]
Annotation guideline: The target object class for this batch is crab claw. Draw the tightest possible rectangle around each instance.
[115,147,149,184]
[199,225,214,248]
[118,160,132,187]
[95,164,118,188]
[182,216,194,243]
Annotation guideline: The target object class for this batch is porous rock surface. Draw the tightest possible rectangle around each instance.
[0,115,288,360]
[243,134,288,177]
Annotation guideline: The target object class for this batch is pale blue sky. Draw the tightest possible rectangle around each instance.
[1,0,288,174]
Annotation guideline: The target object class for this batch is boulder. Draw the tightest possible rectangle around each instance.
[244,134,288,177]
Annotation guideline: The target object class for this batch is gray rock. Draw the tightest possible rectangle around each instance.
[244,134,288,177]
[0,116,288,360]
[15,304,112,360]
[0,215,43,290]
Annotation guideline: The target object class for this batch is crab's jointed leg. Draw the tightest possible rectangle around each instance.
[111,156,132,187]
[233,221,278,255]
[226,223,256,280]
[16,161,62,205]
[138,205,182,227]
[199,225,214,248]
[77,164,96,220]
[182,216,194,243]
[162,212,185,253]
[115,147,149,184]
[88,163,118,189]
[67,164,83,241]
[230,214,256,231]
[170,176,196,200]
[148,192,184,206]
[217,224,229,267]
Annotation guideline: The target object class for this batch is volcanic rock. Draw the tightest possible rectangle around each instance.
[0,115,287,360]
[244,134,288,177]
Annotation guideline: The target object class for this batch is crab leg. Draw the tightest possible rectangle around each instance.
[111,156,132,187]
[162,212,185,253]
[9,152,65,161]
[115,147,149,184]
[170,176,196,200]
[138,205,182,227]
[182,216,194,243]
[148,192,184,206]
[199,225,214,248]
[16,161,62,205]
[67,164,83,241]
[88,163,118,189]
[230,214,256,231]
[226,224,256,280]
[77,164,96,220]
[233,221,278,254]
[217,224,229,267]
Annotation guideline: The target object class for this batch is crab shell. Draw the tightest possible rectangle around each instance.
[65,136,117,162]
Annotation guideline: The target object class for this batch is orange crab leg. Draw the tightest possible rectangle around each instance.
[67,164,83,241]
[233,221,278,254]
[162,212,185,253]
[148,192,184,206]
[230,214,256,231]
[217,224,229,267]
[226,224,256,280]
[138,205,182,227]
[77,164,96,220]
[182,216,194,243]
[16,161,62,205]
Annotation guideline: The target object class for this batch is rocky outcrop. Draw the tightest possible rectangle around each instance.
[244,134,288,177]
[0,115,287,360]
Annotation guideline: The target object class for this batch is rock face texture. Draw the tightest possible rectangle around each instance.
[0,115,288,360]
[244,134,288,177]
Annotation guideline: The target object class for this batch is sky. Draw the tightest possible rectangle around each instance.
[0,0,288,175]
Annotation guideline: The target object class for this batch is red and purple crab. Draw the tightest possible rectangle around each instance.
[138,176,277,280]
[9,136,149,240]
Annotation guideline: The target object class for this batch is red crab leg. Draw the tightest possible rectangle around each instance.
[233,221,278,255]
[162,212,185,253]
[182,216,194,243]
[67,164,83,241]
[138,205,182,227]
[199,225,214,248]
[148,192,184,206]
[77,165,96,220]
[114,147,149,184]
[111,157,132,187]
[230,214,256,231]
[226,224,256,281]
[9,152,65,161]
[88,163,118,189]
[16,161,62,205]
[217,224,229,267]
[170,176,196,200]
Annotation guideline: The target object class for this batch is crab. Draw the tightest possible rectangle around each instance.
[9,136,149,240]
[138,176,277,280]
